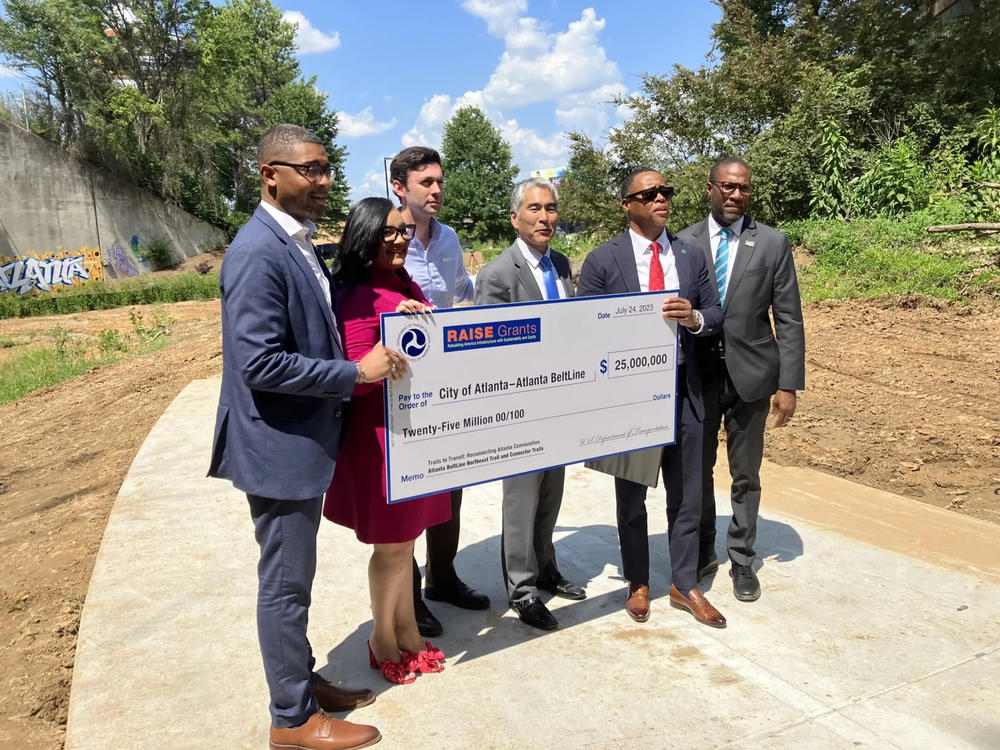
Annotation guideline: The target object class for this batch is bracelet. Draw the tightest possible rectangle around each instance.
[355,361,366,383]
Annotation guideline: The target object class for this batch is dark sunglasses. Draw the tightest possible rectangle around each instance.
[382,224,416,242]
[625,185,675,203]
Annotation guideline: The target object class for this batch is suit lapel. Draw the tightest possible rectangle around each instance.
[725,216,758,310]
[255,207,341,350]
[669,236,693,298]
[610,233,641,293]
[690,219,712,269]
[510,243,544,301]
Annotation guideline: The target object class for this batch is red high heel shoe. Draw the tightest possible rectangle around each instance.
[367,641,416,684]
[421,641,445,661]
[402,640,445,674]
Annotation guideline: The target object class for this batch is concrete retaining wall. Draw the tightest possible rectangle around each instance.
[0,118,227,267]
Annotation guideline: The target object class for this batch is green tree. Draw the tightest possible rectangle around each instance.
[437,106,519,243]
[0,0,349,235]
[557,133,622,241]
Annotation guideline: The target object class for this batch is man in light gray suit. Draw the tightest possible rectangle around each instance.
[209,124,407,750]
[474,177,586,631]
[677,156,805,603]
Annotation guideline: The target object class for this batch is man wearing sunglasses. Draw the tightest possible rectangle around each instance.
[210,124,408,750]
[579,169,726,628]
[389,147,488,639]
[677,157,805,603]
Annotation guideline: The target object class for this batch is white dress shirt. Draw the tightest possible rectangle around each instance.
[629,228,679,294]
[708,213,745,285]
[260,201,341,348]
[260,201,331,308]
[515,237,567,299]
[627,228,707,360]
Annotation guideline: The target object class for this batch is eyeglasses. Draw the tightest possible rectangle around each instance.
[382,224,416,242]
[268,161,335,181]
[624,185,675,203]
[709,181,753,195]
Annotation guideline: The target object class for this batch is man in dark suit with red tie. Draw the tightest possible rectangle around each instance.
[579,169,726,628]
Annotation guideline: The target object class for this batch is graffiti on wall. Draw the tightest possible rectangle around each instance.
[105,243,141,278]
[0,247,104,296]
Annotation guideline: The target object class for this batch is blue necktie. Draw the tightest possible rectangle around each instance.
[539,254,560,300]
[715,228,731,304]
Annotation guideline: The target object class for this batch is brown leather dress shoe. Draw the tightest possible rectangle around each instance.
[625,583,650,622]
[270,712,381,750]
[312,675,375,712]
[669,585,727,629]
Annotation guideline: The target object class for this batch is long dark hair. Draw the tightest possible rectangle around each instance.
[333,197,393,286]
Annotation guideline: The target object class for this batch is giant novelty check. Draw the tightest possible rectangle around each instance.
[381,291,680,503]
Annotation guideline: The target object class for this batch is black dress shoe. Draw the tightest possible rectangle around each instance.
[697,551,719,581]
[730,563,761,602]
[509,597,558,631]
[536,575,587,600]
[414,596,443,637]
[425,579,491,610]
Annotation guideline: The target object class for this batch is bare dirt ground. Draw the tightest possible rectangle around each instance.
[1,292,998,748]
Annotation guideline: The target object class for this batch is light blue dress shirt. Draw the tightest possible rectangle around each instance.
[403,219,474,309]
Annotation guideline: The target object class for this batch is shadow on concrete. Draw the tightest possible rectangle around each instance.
[319,513,803,676]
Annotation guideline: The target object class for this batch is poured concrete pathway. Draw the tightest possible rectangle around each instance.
[65,377,1000,749]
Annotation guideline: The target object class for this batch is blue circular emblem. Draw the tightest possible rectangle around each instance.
[399,326,429,358]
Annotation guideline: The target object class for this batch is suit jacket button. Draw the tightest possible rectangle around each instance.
[334,410,342,419]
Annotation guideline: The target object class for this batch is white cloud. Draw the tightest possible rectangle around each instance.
[282,10,340,54]
[401,94,455,148]
[0,65,21,79]
[349,168,392,204]
[555,82,628,133]
[501,119,569,174]
[461,0,528,37]
[479,8,620,111]
[400,6,622,174]
[337,107,397,139]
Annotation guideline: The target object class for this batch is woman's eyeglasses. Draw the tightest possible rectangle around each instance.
[382,224,416,241]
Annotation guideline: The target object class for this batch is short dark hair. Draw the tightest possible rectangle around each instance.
[709,156,750,182]
[620,168,662,200]
[390,146,441,186]
[333,197,394,286]
[258,124,325,165]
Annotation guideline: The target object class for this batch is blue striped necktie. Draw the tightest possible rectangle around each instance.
[539,254,560,300]
[715,228,732,304]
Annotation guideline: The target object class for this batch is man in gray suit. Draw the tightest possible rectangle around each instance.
[677,156,805,602]
[474,177,586,631]
[209,124,406,750]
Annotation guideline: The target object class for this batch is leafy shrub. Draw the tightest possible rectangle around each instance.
[0,272,219,319]
[139,236,175,270]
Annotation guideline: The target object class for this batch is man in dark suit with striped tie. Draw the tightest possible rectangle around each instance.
[677,157,805,602]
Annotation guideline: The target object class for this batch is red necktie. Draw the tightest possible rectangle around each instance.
[648,241,665,291]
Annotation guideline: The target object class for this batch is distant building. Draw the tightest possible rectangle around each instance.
[529,167,565,187]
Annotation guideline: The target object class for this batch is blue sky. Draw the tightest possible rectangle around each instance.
[1,2,721,203]
[288,1,721,201]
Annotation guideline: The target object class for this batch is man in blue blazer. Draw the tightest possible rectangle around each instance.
[579,169,727,628]
[209,124,405,750]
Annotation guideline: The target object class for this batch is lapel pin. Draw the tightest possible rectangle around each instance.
[745,240,755,247]
[681,248,687,254]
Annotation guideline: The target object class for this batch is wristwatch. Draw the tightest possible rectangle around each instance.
[354,361,366,383]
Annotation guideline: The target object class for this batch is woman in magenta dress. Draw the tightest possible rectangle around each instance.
[324,197,450,684]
